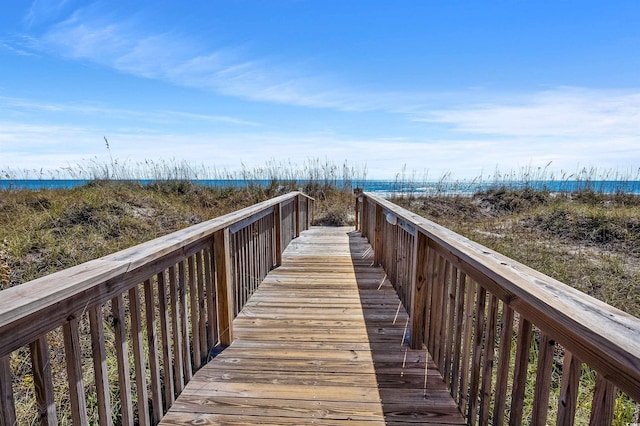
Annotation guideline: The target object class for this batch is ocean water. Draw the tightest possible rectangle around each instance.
[1,179,640,195]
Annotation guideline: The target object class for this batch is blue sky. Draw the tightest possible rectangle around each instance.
[1,1,639,179]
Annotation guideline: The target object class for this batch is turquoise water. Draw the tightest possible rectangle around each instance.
[2,179,640,195]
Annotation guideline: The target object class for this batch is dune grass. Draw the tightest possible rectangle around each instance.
[2,159,639,424]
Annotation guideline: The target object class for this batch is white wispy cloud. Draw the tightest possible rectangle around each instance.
[415,88,640,139]
[34,6,410,112]
[0,96,260,127]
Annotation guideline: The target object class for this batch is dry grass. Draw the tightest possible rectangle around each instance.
[392,188,640,318]
[0,180,354,291]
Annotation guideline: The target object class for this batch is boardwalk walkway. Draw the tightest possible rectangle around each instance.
[160,226,465,425]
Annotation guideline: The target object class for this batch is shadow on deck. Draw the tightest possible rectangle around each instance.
[159,226,464,425]
[348,230,465,424]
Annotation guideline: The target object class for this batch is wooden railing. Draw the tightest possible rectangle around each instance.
[357,192,640,426]
[0,191,313,426]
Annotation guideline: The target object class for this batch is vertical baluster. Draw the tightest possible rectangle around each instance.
[374,204,384,266]
[274,204,282,267]
[458,275,475,416]
[410,232,429,350]
[89,307,112,426]
[128,286,149,426]
[509,317,532,426]
[443,265,458,386]
[532,333,555,426]
[0,355,16,426]
[480,294,498,425]
[168,266,184,395]
[432,256,447,369]
[450,271,467,404]
[196,251,207,363]
[588,374,616,426]
[157,272,175,407]
[468,285,487,426]
[205,246,218,350]
[63,317,88,425]
[424,245,436,352]
[293,195,300,238]
[29,336,57,425]
[143,279,162,423]
[188,256,200,370]
[178,261,192,382]
[214,228,235,345]
[557,351,581,426]
[493,304,514,426]
[238,229,244,313]
[112,294,134,426]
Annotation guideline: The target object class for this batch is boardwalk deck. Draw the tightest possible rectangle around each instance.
[160,226,465,425]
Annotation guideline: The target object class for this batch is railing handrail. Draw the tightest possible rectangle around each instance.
[361,191,640,401]
[0,191,307,357]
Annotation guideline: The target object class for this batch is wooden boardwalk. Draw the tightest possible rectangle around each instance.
[160,226,465,425]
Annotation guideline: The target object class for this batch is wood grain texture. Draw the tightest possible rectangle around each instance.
[0,192,308,358]
[159,227,464,425]
[0,355,16,426]
[362,193,640,401]
[143,279,163,423]
[62,318,88,425]
[29,336,57,426]
[88,307,112,426]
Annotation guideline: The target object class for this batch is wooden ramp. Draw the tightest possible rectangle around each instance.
[160,226,465,425]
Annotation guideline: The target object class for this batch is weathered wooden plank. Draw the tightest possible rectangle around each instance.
[509,317,532,426]
[363,193,640,401]
[588,374,616,426]
[167,266,184,396]
[88,307,112,426]
[187,256,200,370]
[128,286,150,426]
[531,333,555,426]
[410,233,429,349]
[62,318,88,426]
[450,270,467,405]
[204,246,217,350]
[177,261,192,382]
[112,294,134,426]
[29,336,57,425]
[468,285,487,426]
[158,226,464,425]
[157,271,175,408]
[493,303,514,426]
[0,194,306,359]
[214,228,234,345]
[557,351,581,426]
[0,355,16,426]
[143,279,163,423]
[196,250,208,363]
[480,293,498,426]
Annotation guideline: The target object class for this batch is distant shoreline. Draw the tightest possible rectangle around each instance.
[3,178,640,195]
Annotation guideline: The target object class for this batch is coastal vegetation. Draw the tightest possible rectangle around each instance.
[1,162,639,424]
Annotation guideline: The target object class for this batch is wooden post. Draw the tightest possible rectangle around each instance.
[410,232,429,349]
[373,203,384,266]
[29,336,57,425]
[294,195,300,237]
[354,197,360,231]
[361,197,369,240]
[274,204,282,267]
[214,229,234,345]
[0,355,16,426]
